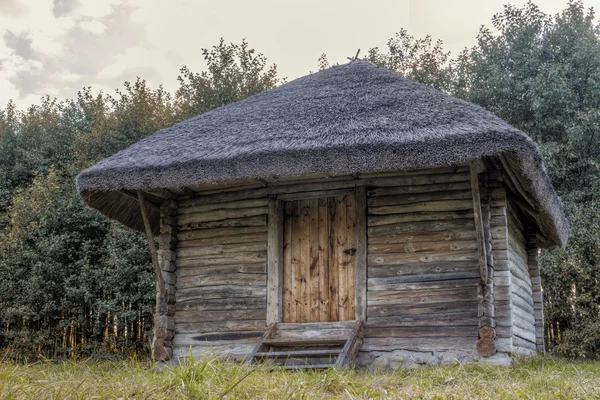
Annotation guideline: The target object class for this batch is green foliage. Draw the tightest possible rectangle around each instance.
[0,39,279,359]
[365,28,455,92]
[175,38,280,118]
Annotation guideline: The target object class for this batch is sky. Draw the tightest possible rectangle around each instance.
[0,0,597,109]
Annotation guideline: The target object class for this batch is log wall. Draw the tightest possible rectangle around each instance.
[172,198,269,360]
[506,202,537,354]
[362,165,482,359]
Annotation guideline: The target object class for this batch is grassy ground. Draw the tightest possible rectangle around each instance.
[0,355,599,399]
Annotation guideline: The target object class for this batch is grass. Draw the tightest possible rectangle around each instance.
[0,355,599,399]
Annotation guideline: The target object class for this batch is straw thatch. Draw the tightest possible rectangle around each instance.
[77,61,569,247]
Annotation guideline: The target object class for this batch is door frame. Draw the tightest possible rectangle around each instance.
[266,186,367,324]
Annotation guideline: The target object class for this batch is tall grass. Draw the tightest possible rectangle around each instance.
[0,355,598,399]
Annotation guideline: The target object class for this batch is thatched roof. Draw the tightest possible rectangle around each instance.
[77,61,569,247]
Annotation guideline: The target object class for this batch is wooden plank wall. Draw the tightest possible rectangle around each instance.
[172,198,269,360]
[506,202,537,354]
[489,177,513,353]
[363,166,482,353]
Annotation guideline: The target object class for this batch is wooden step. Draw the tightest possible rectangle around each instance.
[254,349,343,358]
[262,338,347,346]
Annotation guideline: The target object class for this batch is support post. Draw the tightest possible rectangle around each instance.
[138,191,177,362]
[470,161,497,357]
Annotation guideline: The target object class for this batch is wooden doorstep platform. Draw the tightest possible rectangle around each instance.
[248,320,364,370]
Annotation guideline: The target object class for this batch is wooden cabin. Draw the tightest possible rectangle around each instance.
[77,61,569,369]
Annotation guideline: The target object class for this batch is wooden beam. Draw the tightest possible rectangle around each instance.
[121,189,160,211]
[498,154,536,210]
[469,161,488,284]
[137,190,166,300]
[266,196,284,325]
[354,186,367,322]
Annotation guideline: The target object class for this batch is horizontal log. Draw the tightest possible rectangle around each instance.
[368,277,480,292]
[176,285,267,302]
[176,264,266,277]
[367,262,478,278]
[176,273,267,289]
[367,301,477,317]
[174,332,263,345]
[176,251,267,267]
[367,189,473,207]
[176,242,267,258]
[368,219,475,237]
[177,233,267,248]
[360,337,477,352]
[178,198,268,214]
[368,250,479,265]
[178,215,267,231]
[368,211,475,227]
[367,181,471,198]
[176,296,266,312]
[367,311,478,328]
[512,325,536,344]
[369,200,473,215]
[178,170,469,209]
[368,240,478,254]
[173,343,255,360]
[175,308,265,323]
[365,325,478,338]
[368,272,480,287]
[368,230,477,245]
[178,207,267,226]
[175,319,267,334]
[367,286,478,306]
[177,226,267,241]
[173,332,260,350]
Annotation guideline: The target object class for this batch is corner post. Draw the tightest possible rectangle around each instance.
[137,191,178,362]
[470,161,497,357]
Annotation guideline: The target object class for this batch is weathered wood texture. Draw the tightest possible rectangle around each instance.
[470,163,497,357]
[506,202,537,354]
[282,194,356,323]
[155,199,178,361]
[527,233,545,352]
[364,166,480,351]
[172,197,269,360]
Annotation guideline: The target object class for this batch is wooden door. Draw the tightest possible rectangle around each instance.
[282,193,356,323]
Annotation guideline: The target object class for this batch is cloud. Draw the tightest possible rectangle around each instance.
[3,31,37,60]
[79,20,107,34]
[52,0,77,18]
[0,0,147,108]
[0,0,28,17]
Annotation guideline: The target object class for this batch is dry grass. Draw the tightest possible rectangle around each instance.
[0,355,599,399]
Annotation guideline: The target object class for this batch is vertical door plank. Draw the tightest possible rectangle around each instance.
[346,194,356,320]
[336,195,349,321]
[299,199,311,323]
[308,198,320,322]
[291,201,302,323]
[328,197,339,322]
[318,197,331,322]
[282,202,293,323]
